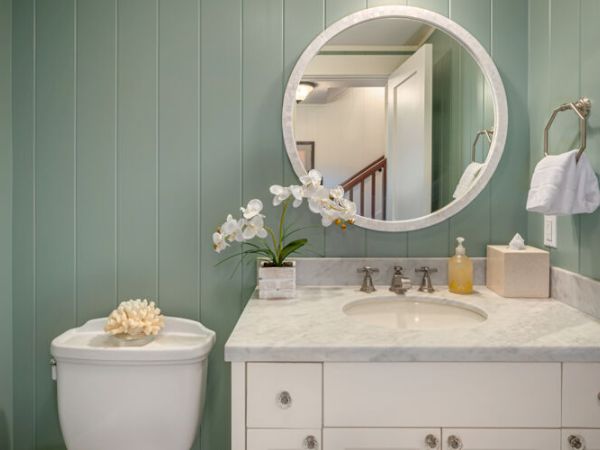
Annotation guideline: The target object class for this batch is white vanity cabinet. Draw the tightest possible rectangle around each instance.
[233,362,600,450]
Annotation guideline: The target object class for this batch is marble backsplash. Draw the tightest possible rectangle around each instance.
[294,257,600,321]
[551,267,600,320]
[294,257,486,287]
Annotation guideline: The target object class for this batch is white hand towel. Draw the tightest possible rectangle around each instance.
[574,153,600,213]
[526,149,600,215]
[453,162,484,199]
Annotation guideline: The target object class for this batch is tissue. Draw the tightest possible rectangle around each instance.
[508,233,526,250]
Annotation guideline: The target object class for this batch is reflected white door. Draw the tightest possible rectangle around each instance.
[386,43,432,220]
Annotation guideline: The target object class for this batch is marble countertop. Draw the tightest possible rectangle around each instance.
[225,286,600,362]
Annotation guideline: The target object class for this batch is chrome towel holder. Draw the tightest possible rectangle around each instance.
[544,97,592,162]
[472,128,494,162]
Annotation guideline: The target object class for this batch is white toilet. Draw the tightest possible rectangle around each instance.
[51,316,215,450]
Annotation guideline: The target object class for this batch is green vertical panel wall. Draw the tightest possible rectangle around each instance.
[10,0,532,448]
[117,0,158,301]
[76,0,117,322]
[242,0,283,300]
[526,0,549,250]
[158,0,200,320]
[11,0,35,446]
[0,0,12,447]
[528,0,600,281]
[547,0,580,271]
[35,0,76,447]
[579,0,600,280]
[199,0,242,448]
[490,0,529,244]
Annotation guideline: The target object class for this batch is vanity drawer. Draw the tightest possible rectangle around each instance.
[563,363,600,427]
[247,363,322,428]
[324,362,561,428]
[561,429,600,450]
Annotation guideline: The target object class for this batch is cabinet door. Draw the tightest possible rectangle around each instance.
[562,430,600,450]
[247,429,321,450]
[441,429,560,450]
[325,428,441,450]
[563,363,600,427]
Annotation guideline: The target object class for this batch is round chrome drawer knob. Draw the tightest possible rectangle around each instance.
[447,435,463,450]
[277,390,292,409]
[304,435,319,449]
[568,435,585,450]
[425,433,439,448]
[597,391,600,401]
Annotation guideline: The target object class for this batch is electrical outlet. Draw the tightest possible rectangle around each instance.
[544,215,557,248]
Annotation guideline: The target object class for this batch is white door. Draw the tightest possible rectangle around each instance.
[325,428,441,450]
[442,429,561,450]
[386,43,432,220]
[562,430,600,450]
[247,429,321,450]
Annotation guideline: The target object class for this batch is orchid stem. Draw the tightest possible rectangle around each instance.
[277,199,290,264]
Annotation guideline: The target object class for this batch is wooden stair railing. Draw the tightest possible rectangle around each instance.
[341,156,387,219]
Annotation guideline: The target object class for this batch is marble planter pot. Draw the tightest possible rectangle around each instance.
[257,260,296,300]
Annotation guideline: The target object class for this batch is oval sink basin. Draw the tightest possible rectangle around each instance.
[343,296,487,330]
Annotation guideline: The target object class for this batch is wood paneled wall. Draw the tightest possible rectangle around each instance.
[11,0,528,448]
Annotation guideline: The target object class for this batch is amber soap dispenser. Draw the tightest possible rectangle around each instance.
[448,237,473,294]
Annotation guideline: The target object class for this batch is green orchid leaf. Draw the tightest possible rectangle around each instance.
[278,238,308,263]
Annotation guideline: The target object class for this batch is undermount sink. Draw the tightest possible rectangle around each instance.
[343,296,487,330]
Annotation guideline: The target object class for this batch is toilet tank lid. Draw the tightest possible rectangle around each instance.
[51,317,216,362]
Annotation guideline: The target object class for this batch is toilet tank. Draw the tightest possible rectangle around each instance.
[51,317,215,450]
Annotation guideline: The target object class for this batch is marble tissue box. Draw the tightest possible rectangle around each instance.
[486,245,549,298]
[257,260,296,300]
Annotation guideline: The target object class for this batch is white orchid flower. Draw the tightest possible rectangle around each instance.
[221,214,244,242]
[212,231,229,253]
[289,185,304,207]
[329,185,344,200]
[269,185,291,206]
[300,169,322,189]
[307,185,329,214]
[319,207,337,227]
[338,197,357,220]
[240,199,263,219]
[242,215,268,240]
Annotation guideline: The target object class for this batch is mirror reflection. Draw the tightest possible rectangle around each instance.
[293,18,494,221]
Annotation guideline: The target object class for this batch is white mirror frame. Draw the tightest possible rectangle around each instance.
[282,6,508,232]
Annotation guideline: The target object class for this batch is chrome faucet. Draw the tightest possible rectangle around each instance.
[415,266,438,293]
[389,266,411,294]
[357,266,378,293]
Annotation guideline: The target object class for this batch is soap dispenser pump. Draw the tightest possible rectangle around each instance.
[448,237,473,294]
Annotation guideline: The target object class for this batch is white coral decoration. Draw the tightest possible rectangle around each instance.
[105,299,165,337]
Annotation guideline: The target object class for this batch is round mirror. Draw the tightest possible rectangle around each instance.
[282,6,507,232]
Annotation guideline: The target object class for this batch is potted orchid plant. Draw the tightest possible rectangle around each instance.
[212,169,357,299]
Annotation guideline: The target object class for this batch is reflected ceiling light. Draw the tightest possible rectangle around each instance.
[296,82,317,103]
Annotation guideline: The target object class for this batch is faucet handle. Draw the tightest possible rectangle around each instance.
[415,266,438,274]
[416,266,437,293]
[393,265,405,274]
[357,266,379,274]
[358,266,378,293]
